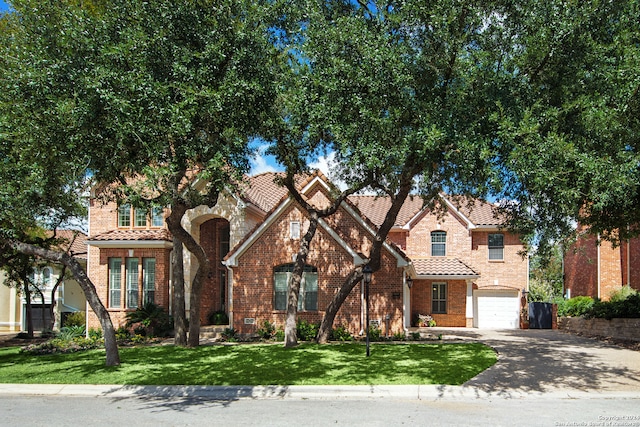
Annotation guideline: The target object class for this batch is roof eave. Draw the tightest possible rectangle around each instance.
[87,240,173,249]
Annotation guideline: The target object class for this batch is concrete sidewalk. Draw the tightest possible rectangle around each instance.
[1,329,639,400]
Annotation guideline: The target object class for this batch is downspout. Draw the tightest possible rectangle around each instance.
[627,230,631,286]
[168,248,173,315]
[226,265,233,329]
[403,270,410,331]
[597,234,601,299]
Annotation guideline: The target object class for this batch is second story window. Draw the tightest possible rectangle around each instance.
[431,231,446,257]
[118,205,164,229]
[489,233,504,260]
[118,204,131,227]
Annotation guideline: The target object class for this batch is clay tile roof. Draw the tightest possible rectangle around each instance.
[412,258,479,278]
[446,196,504,226]
[347,195,424,228]
[88,229,172,242]
[240,172,317,213]
[48,230,88,259]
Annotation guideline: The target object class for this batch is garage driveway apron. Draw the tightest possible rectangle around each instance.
[431,328,640,397]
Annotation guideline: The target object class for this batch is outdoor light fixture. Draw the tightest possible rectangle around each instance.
[406,276,413,289]
[363,264,373,357]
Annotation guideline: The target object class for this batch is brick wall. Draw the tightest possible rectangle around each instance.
[232,199,405,337]
[564,232,599,298]
[199,218,230,324]
[470,231,527,289]
[87,247,171,330]
[410,279,467,327]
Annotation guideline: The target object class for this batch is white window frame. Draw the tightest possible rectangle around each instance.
[431,231,446,257]
[488,233,504,261]
[290,221,301,239]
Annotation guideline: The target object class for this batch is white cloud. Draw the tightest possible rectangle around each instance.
[249,143,282,175]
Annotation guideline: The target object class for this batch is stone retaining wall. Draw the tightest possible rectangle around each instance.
[558,317,640,342]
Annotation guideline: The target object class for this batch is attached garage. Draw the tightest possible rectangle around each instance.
[473,288,520,329]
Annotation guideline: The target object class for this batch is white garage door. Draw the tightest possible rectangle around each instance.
[474,290,520,329]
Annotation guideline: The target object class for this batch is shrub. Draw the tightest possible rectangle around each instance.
[556,296,594,317]
[392,331,406,341]
[125,303,173,337]
[330,324,353,341]
[221,327,238,342]
[274,328,285,341]
[586,293,640,320]
[58,325,85,341]
[296,319,319,341]
[410,332,421,341]
[21,335,102,355]
[256,320,277,340]
[88,328,103,340]
[207,310,229,325]
[367,325,382,341]
[608,285,638,303]
[64,311,86,328]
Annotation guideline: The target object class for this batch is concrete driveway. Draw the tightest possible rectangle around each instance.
[432,328,640,398]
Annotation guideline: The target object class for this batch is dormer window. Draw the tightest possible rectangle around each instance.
[431,231,446,256]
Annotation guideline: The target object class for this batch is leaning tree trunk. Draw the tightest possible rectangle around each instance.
[8,240,120,366]
[284,212,319,347]
[172,236,187,346]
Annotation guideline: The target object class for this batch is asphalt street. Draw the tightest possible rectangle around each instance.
[1,329,639,426]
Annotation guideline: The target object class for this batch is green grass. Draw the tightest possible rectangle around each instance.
[0,342,496,386]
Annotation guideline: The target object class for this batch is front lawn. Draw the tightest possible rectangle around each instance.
[0,342,496,386]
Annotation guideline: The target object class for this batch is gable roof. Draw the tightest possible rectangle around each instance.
[348,193,504,230]
[224,172,409,268]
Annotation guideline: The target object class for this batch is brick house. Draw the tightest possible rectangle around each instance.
[564,226,640,300]
[86,172,528,335]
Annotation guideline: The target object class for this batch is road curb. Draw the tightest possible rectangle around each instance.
[0,383,638,401]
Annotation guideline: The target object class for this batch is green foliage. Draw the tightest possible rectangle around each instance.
[125,303,173,338]
[329,324,353,342]
[256,321,277,340]
[586,292,640,320]
[556,296,595,317]
[58,325,85,341]
[528,246,564,302]
[63,311,86,328]
[608,286,639,303]
[207,311,229,326]
[274,328,285,342]
[414,314,436,327]
[367,325,382,342]
[410,332,421,341]
[392,332,406,341]
[88,328,103,341]
[296,319,319,341]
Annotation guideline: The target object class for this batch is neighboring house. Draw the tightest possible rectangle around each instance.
[85,172,529,335]
[564,226,640,300]
[0,230,88,332]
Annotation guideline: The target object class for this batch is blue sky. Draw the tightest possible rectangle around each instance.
[0,1,9,12]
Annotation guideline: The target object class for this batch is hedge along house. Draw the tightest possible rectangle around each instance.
[86,171,529,336]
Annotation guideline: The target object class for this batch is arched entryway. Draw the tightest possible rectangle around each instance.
[199,218,230,324]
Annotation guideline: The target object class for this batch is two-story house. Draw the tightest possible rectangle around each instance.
[85,171,528,336]
[564,226,640,300]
